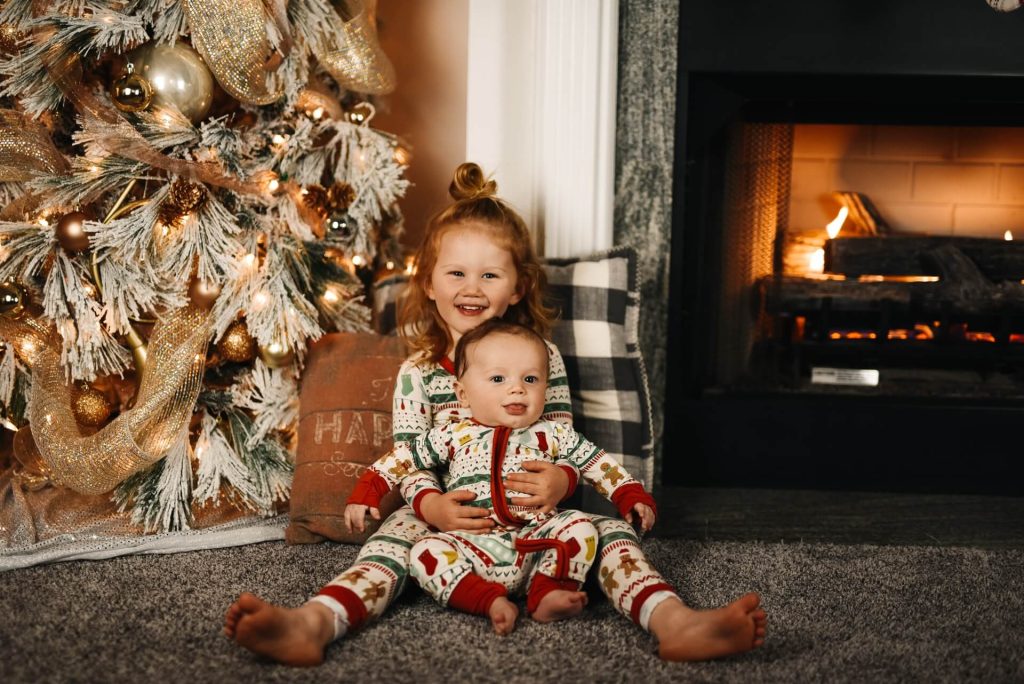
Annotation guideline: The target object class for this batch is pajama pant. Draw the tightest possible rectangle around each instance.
[408,510,597,616]
[310,505,677,639]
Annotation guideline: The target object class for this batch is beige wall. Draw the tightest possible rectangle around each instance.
[374,0,469,249]
[790,124,1024,240]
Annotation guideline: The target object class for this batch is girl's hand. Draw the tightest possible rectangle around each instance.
[624,503,656,533]
[344,503,379,533]
[419,491,496,532]
[503,461,569,514]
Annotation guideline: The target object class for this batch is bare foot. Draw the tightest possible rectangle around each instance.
[649,593,768,661]
[223,592,335,667]
[530,590,588,623]
[488,596,519,636]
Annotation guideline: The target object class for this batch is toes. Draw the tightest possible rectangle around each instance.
[737,592,761,611]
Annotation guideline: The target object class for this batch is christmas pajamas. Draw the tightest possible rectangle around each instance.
[311,345,679,638]
[409,509,598,617]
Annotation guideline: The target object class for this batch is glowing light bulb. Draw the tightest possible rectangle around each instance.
[323,288,339,303]
[351,254,365,267]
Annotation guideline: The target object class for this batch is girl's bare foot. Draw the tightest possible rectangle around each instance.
[488,596,519,636]
[530,590,588,623]
[223,592,335,667]
[649,593,768,661]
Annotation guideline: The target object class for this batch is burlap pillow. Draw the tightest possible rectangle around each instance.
[286,332,407,544]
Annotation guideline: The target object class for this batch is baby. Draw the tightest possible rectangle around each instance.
[346,318,657,635]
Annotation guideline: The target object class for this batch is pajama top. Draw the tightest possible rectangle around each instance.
[353,417,656,527]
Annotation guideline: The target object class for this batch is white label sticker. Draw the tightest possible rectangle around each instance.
[811,367,880,387]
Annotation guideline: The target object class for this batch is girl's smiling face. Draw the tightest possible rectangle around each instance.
[427,224,522,353]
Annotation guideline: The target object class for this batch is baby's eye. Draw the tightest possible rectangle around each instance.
[489,375,505,383]
[482,272,498,279]
[524,375,539,384]
[449,270,464,277]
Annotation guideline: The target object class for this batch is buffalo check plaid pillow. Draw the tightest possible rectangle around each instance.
[543,246,654,492]
[369,245,654,493]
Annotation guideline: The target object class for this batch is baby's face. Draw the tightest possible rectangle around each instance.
[455,332,548,429]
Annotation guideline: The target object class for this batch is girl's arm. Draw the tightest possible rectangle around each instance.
[541,342,573,426]
[551,422,657,530]
[392,359,447,503]
[391,358,495,531]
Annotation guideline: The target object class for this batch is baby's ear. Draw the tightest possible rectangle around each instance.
[454,380,470,407]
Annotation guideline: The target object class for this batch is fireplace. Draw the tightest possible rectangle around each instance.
[662,1,1024,494]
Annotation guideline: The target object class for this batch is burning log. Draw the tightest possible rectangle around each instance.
[825,236,1024,281]
[762,243,1024,316]
[831,191,889,235]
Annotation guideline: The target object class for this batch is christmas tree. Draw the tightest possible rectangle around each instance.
[0,0,409,536]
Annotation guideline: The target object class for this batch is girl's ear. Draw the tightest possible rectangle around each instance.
[426,278,436,301]
[454,380,470,407]
[508,279,525,306]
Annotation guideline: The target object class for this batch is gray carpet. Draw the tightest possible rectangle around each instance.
[2,539,1022,683]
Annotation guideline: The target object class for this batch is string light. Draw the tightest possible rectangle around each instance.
[323,288,339,303]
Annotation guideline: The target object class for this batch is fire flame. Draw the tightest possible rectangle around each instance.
[1005,230,1014,241]
[826,206,848,240]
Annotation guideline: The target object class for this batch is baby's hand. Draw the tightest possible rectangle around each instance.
[504,461,569,514]
[344,503,380,533]
[624,503,655,533]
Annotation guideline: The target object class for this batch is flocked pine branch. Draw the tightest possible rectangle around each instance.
[115,429,194,532]
[231,361,299,447]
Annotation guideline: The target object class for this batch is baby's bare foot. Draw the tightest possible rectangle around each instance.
[223,592,335,667]
[488,596,519,636]
[530,589,588,623]
[650,593,768,662]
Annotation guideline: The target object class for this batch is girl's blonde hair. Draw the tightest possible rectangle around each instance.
[399,162,555,361]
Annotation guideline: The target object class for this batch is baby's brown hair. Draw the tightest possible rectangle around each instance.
[399,162,555,362]
[453,318,550,379]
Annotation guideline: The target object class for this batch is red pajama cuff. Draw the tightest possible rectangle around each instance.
[526,574,581,615]
[447,574,508,616]
[610,483,658,520]
[558,465,579,502]
[347,470,392,508]
[411,488,443,521]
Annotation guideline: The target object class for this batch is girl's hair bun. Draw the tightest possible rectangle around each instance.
[449,162,498,201]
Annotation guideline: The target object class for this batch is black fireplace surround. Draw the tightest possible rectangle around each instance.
[663,1,1024,495]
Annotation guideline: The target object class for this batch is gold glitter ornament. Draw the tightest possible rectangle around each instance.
[55,211,91,253]
[110,63,153,113]
[259,340,294,368]
[72,386,113,427]
[217,320,257,363]
[160,179,207,225]
[0,281,26,319]
[125,42,215,123]
[0,25,25,54]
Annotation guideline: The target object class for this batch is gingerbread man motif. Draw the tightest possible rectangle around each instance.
[340,569,367,584]
[388,458,416,479]
[601,566,620,593]
[362,580,387,605]
[601,462,625,486]
[619,553,642,578]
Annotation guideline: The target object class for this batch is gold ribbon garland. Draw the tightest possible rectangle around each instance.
[313,0,396,95]
[0,305,211,495]
[0,109,69,181]
[183,0,285,105]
